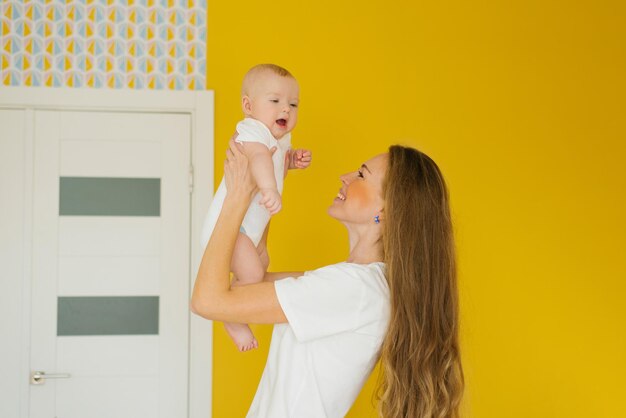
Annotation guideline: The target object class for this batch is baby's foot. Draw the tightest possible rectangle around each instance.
[224,322,258,352]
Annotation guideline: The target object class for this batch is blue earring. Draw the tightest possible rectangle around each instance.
[374,215,380,224]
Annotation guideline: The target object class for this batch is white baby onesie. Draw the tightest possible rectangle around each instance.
[201,118,291,248]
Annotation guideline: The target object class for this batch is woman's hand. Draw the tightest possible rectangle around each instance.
[224,139,258,203]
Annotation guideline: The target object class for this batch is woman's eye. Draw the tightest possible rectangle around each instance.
[270,99,279,103]
[357,170,364,178]
[290,103,298,108]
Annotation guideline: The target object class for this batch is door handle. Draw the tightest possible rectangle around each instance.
[30,370,71,385]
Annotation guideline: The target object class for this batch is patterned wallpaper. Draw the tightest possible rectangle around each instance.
[0,0,206,90]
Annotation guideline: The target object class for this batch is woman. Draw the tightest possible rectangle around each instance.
[191,142,464,417]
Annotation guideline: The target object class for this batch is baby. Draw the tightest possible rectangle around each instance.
[201,64,312,351]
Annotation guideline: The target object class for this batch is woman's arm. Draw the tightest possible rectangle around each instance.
[190,141,287,324]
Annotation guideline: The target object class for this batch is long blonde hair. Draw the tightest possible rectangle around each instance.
[378,145,464,417]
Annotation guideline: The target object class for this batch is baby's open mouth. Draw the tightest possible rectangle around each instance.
[276,119,287,127]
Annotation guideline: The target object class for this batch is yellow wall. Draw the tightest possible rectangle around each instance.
[207,1,625,417]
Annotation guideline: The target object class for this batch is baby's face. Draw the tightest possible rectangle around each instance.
[243,73,299,139]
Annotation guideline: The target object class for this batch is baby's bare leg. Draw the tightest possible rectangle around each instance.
[231,232,265,284]
[224,232,264,352]
[232,224,269,286]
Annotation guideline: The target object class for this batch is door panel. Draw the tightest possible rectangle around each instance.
[30,110,190,418]
[56,336,159,375]
[58,217,161,256]
[58,256,160,296]
[56,378,159,418]
[60,139,162,177]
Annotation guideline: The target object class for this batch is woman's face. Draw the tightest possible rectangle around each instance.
[328,153,388,225]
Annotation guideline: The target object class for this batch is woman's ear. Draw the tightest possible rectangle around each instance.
[242,96,252,115]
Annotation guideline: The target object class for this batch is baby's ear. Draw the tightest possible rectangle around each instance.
[242,96,252,115]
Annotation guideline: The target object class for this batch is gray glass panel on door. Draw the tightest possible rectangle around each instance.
[59,177,161,216]
[57,296,159,336]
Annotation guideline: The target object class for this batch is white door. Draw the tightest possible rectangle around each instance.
[29,109,191,418]
[0,108,29,418]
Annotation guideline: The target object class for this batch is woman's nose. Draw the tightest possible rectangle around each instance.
[340,172,355,184]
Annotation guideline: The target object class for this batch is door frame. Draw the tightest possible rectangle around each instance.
[0,86,214,418]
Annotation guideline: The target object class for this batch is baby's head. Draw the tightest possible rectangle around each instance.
[241,64,299,140]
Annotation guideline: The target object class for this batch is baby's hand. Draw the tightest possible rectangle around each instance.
[289,149,312,169]
[259,188,282,215]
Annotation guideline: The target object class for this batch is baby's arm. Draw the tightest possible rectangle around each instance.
[241,142,281,215]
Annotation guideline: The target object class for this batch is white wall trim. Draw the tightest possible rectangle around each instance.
[0,87,214,418]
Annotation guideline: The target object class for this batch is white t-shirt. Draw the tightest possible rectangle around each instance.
[201,118,291,248]
[247,262,390,418]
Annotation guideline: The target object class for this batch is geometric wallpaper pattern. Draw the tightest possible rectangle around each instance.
[0,0,206,90]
